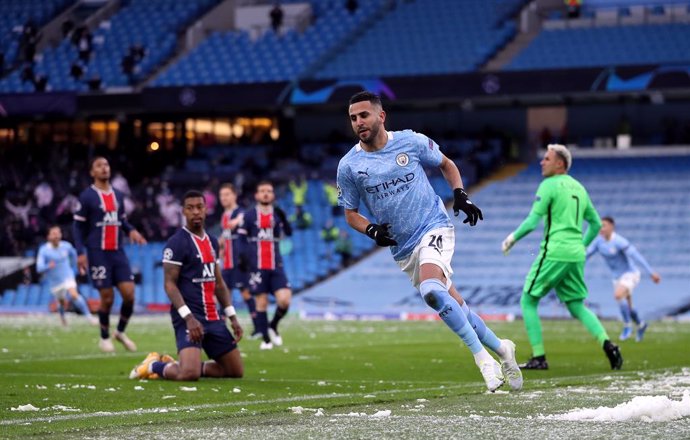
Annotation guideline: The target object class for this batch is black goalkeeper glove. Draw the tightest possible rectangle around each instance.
[453,188,483,226]
[365,223,398,247]
[274,206,292,237]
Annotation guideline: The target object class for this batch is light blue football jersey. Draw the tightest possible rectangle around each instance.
[36,241,78,287]
[587,233,655,279]
[337,130,452,261]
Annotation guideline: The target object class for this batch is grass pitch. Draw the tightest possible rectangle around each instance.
[1,315,689,439]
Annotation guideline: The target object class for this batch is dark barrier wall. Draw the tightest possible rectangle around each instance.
[0,92,76,116]
[290,64,690,105]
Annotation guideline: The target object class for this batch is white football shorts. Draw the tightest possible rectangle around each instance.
[396,226,455,290]
[50,278,77,300]
[613,271,641,293]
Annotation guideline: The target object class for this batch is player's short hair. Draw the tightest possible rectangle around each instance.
[602,216,615,225]
[256,180,273,191]
[349,91,382,109]
[182,190,204,204]
[46,225,61,235]
[219,183,236,193]
[547,144,572,171]
[89,155,108,170]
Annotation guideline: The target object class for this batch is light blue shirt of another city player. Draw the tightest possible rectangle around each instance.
[586,232,655,280]
[36,241,78,288]
[337,130,452,261]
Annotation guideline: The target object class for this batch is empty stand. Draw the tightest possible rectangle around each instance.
[0,0,218,93]
[153,1,386,86]
[507,23,690,70]
[315,0,517,79]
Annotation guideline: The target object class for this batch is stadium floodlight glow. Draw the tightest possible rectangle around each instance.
[270,127,279,141]
[150,141,160,151]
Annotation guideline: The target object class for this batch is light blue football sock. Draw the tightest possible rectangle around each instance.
[420,279,483,354]
[71,295,90,317]
[460,302,502,353]
[629,308,642,326]
[618,300,632,325]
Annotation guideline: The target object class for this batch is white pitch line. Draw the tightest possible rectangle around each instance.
[0,352,143,364]
[0,383,477,426]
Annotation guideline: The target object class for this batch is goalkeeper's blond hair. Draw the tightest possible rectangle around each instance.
[547,144,572,171]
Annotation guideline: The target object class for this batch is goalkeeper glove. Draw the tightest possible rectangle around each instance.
[501,233,516,255]
[365,223,398,247]
[453,188,483,226]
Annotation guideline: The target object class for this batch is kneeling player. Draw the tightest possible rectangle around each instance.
[130,191,243,380]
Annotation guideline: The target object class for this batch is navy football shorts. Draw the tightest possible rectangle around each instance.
[86,248,133,289]
[172,316,237,360]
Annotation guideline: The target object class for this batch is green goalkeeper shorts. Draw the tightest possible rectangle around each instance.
[522,257,588,302]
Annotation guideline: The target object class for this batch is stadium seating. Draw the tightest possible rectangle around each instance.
[299,153,690,319]
[455,155,690,285]
[506,23,690,70]
[0,0,75,76]
[152,1,386,86]
[314,0,517,79]
[1,175,455,312]
[0,0,218,93]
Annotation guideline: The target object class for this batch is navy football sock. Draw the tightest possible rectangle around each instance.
[98,310,110,339]
[117,301,134,333]
[256,311,270,343]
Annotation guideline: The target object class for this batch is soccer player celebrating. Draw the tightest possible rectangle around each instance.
[218,183,257,337]
[237,181,293,350]
[129,190,244,381]
[502,144,623,370]
[73,156,146,352]
[337,91,522,392]
[586,216,661,342]
[36,225,98,326]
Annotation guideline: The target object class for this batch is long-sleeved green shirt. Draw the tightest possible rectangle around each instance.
[513,174,601,262]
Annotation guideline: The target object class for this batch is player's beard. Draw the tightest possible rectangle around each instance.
[188,218,204,232]
[359,121,381,145]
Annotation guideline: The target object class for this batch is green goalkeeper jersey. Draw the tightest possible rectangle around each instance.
[513,174,601,262]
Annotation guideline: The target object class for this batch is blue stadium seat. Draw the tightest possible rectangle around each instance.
[507,24,690,70]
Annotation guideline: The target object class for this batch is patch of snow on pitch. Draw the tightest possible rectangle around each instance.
[545,390,690,422]
[11,404,39,411]
[371,410,391,418]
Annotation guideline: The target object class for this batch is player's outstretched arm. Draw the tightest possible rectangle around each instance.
[164,262,203,342]
[35,247,50,273]
[72,217,89,274]
[439,155,483,226]
[213,264,243,342]
[624,244,658,282]
[128,230,147,245]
